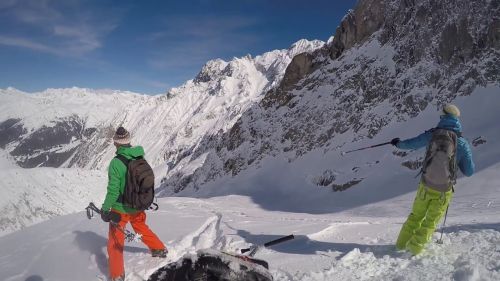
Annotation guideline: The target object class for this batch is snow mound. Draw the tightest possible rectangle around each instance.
[129,214,231,280]
[170,214,228,258]
[274,228,500,281]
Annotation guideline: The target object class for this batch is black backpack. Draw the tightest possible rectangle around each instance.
[115,155,157,211]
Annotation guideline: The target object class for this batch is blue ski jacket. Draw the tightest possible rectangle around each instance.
[396,114,475,177]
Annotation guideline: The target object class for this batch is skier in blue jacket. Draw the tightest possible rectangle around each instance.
[391,104,475,255]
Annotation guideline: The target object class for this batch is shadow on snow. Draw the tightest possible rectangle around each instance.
[442,222,500,234]
[73,231,149,276]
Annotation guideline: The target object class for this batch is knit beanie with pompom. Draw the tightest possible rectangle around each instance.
[113,126,131,145]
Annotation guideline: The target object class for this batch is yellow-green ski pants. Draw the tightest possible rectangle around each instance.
[396,182,453,255]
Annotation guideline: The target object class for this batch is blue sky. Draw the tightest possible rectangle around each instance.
[0,0,357,94]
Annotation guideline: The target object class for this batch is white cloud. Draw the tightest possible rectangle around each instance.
[145,15,260,70]
[0,0,120,56]
[0,35,60,55]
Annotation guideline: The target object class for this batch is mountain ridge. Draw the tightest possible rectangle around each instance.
[0,38,323,171]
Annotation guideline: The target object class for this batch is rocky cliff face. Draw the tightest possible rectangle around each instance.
[158,0,500,193]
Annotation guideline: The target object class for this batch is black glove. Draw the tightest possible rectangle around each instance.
[100,210,111,222]
[391,138,401,147]
[101,209,121,223]
[109,212,121,223]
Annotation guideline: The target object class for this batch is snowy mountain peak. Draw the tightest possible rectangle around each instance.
[288,39,325,56]
[0,38,324,172]
[2,87,24,95]
[194,58,229,83]
[193,39,324,86]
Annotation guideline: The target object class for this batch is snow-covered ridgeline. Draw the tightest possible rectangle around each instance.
[0,39,324,172]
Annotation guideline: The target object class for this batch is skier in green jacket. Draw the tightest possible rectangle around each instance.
[101,127,167,281]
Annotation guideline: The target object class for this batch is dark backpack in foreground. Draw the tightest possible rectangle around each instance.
[116,155,155,210]
[147,249,272,281]
[421,128,459,192]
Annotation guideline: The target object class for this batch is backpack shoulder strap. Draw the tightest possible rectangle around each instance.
[114,155,130,204]
[115,155,130,166]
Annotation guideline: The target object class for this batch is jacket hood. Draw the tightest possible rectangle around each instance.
[437,114,462,133]
[116,145,145,159]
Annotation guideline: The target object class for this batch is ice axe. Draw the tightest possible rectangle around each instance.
[240,234,295,257]
[341,141,392,156]
[85,202,142,243]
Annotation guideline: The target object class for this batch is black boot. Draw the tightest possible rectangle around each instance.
[151,248,168,258]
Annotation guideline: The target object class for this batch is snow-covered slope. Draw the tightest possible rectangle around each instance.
[0,167,106,236]
[168,85,499,215]
[158,0,500,196]
[0,161,499,280]
[0,87,155,168]
[0,149,16,169]
[1,84,498,279]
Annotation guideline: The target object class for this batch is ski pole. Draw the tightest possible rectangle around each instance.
[241,234,295,256]
[111,223,142,242]
[436,205,449,244]
[341,141,392,155]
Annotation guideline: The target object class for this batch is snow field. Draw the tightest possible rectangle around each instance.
[1,183,500,281]
[1,84,498,280]
[0,149,16,169]
[0,167,107,236]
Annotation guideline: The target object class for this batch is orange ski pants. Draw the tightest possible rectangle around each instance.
[107,210,165,279]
